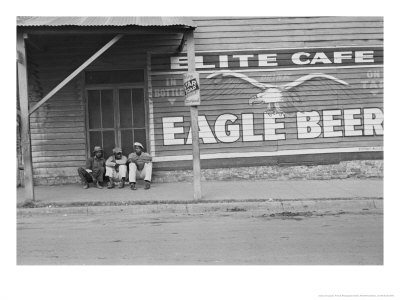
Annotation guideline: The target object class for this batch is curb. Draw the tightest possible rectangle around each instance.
[17,198,383,217]
[17,196,383,209]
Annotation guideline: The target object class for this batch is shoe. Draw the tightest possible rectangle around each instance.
[83,183,89,189]
[96,181,103,189]
[118,181,125,189]
[130,183,137,190]
[107,179,114,189]
[144,181,151,190]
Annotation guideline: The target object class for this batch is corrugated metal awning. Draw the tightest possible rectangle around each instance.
[17,16,196,28]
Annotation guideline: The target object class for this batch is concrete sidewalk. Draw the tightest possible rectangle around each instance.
[17,179,383,208]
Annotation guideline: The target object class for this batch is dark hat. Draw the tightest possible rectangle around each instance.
[93,146,103,153]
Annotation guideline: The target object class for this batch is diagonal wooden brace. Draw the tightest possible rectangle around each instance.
[28,34,124,115]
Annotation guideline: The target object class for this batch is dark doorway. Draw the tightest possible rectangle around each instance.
[85,70,146,157]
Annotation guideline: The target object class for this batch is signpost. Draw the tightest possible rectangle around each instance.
[185,30,202,201]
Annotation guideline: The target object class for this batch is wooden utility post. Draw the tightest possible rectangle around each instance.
[17,32,35,201]
[185,30,201,200]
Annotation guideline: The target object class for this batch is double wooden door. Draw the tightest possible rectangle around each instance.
[86,86,147,157]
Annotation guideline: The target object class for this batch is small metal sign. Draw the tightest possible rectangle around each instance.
[183,72,201,106]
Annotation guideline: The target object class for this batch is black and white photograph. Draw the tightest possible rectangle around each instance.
[4,1,400,299]
[16,14,384,265]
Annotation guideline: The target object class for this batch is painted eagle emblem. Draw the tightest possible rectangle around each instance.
[205,71,353,115]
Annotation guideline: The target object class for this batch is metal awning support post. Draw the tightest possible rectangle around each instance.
[29,34,124,115]
[17,32,35,201]
[185,30,202,201]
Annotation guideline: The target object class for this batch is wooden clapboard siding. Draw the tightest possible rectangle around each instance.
[149,16,383,166]
[195,27,383,38]
[191,17,383,51]
[28,71,86,178]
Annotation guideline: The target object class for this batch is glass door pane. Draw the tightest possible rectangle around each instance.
[121,129,134,154]
[87,89,116,157]
[89,131,102,152]
[118,88,147,152]
[134,128,147,150]
[119,89,133,128]
[101,90,114,129]
[88,90,101,129]
[102,130,115,158]
[132,89,145,128]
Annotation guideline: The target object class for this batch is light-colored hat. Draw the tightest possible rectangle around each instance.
[134,142,144,149]
[112,147,122,154]
[93,146,103,153]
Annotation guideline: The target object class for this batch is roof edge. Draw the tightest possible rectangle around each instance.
[17,16,197,28]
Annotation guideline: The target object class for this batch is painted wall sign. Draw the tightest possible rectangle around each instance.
[149,46,383,162]
[183,72,201,106]
[151,46,383,73]
[206,71,351,115]
[161,108,383,146]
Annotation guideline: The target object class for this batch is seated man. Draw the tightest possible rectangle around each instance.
[128,142,152,190]
[77,146,105,189]
[105,147,128,189]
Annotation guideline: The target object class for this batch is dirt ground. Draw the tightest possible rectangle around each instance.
[17,204,383,265]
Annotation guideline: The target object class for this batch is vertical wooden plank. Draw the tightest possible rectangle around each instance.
[185,30,202,201]
[17,32,35,201]
[146,52,156,157]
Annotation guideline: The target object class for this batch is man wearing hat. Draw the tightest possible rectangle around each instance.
[77,146,105,189]
[105,147,128,189]
[127,142,152,190]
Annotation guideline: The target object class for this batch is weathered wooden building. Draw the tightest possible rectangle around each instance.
[17,16,383,191]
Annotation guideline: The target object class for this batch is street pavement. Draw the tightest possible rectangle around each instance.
[17,204,383,265]
[17,178,383,265]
